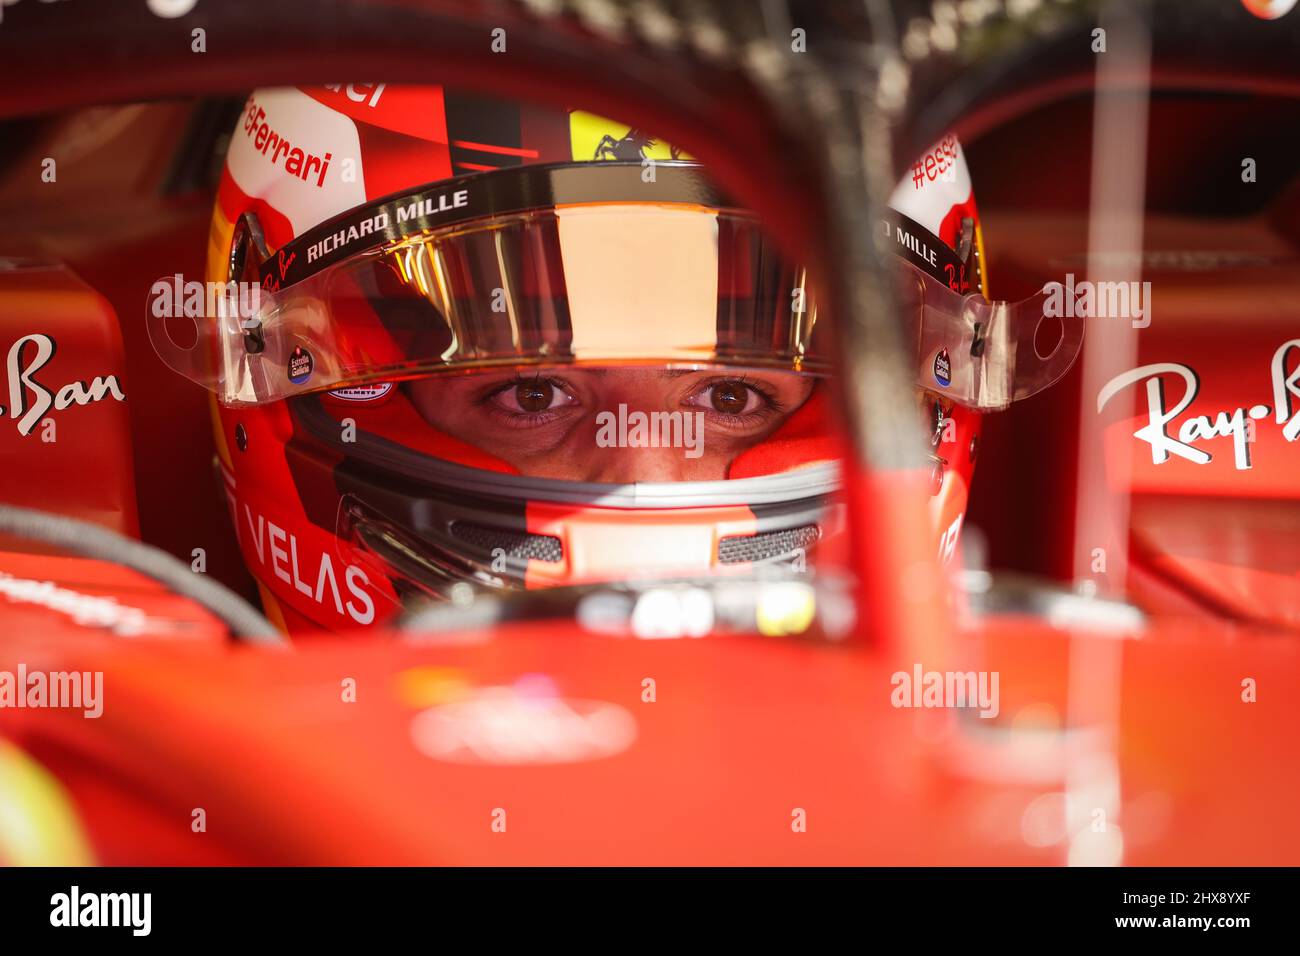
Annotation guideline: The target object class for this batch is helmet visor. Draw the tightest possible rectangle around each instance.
[150,164,824,405]
[149,161,1081,412]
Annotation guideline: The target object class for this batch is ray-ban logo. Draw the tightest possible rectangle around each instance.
[1097,338,1300,470]
[1,333,125,437]
[595,404,705,459]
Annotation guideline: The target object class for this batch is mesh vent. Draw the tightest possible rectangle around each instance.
[449,522,563,563]
[717,525,820,565]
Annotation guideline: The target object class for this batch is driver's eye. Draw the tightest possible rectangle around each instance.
[491,377,574,415]
[709,381,751,415]
[514,380,554,412]
[692,380,768,417]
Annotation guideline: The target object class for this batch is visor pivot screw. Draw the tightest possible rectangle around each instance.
[235,424,248,452]
[958,217,975,263]
[243,321,266,355]
[929,458,946,496]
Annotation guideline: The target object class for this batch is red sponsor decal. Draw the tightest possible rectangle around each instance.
[910,134,962,190]
[301,84,450,144]
[241,95,333,188]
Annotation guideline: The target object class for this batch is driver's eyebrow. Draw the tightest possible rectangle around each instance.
[572,368,702,379]
[507,368,717,382]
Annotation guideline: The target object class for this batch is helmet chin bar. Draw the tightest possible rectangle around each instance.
[337,485,841,607]
[288,393,842,601]
[336,497,515,602]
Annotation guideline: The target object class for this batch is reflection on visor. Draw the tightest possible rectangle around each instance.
[149,203,822,404]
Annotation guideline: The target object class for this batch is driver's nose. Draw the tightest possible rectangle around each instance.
[581,444,696,483]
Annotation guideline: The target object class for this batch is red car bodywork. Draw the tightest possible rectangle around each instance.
[0,0,1297,866]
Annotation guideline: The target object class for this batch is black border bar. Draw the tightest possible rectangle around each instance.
[2,867,1292,942]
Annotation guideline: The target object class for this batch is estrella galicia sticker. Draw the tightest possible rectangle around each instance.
[933,348,952,388]
[288,346,314,385]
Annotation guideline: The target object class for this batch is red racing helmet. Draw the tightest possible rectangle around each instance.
[149,85,1078,633]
